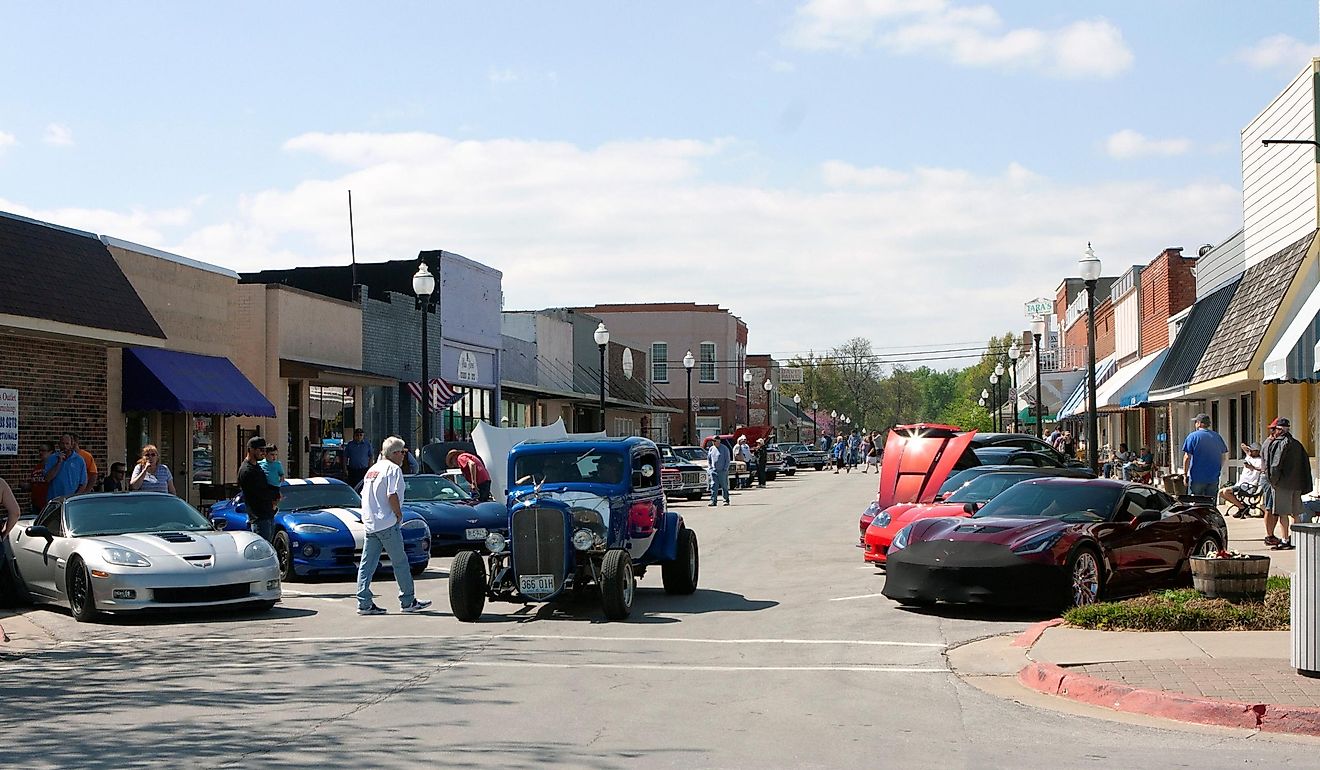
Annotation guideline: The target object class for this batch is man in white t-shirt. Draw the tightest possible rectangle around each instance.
[1220,442,1264,519]
[355,436,431,615]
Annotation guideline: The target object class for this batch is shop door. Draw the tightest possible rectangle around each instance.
[161,413,193,504]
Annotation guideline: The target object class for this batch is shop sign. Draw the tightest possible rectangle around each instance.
[622,349,635,379]
[779,367,804,384]
[457,350,479,382]
[1024,298,1052,317]
[698,399,722,414]
[0,388,17,455]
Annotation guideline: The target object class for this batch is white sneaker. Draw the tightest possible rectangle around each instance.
[401,599,433,613]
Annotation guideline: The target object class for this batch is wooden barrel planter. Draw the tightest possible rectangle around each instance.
[1190,555,1270,601]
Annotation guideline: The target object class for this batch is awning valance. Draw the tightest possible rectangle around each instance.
[123,347,275,417]
[1057,356,1118,419]
[1263,284,1320,383]
[279,358,397,388]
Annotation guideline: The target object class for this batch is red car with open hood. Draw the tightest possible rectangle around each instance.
[858,424,980,545]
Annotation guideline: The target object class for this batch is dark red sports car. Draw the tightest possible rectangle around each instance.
[881,478,1229,610]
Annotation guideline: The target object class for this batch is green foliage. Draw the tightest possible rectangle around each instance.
[1064,578,1290,632]
[939,400,992,432]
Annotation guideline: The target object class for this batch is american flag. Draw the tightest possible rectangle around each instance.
[406,377,462,410]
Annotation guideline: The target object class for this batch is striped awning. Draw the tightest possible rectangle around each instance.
[1056,356,1118,419]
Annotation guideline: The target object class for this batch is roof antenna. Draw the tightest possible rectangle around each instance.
[348,189,358,300]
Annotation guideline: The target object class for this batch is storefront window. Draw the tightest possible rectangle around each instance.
[309,385,354,445]
[192,415,214,486]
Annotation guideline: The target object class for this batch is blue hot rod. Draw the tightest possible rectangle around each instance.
[447,436,700,621]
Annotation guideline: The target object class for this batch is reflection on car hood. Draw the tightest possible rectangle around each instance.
[541,491,611,529]
[83,530,248,559]
[920,515,1066,545]
[876,425,978,509]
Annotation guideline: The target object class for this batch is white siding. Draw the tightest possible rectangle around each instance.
[1114,291,1140,360]
[1195,230,1246,301]
[1243,62,1319,268]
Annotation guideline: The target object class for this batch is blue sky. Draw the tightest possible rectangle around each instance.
[3,1,1318,363]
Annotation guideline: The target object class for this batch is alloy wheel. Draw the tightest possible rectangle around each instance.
[1071,551,1100,606]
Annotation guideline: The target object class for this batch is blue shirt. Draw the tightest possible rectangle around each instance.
[259,458,285,486]
[1182,428,1228,484]
[345,439,373,470]
[707,442,729,472]
[44,451,88,499]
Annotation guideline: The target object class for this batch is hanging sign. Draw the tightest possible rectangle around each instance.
[0,388,15,455]
[622,349,635,380]
[1024,298,1053,317]
[457,350,479,382]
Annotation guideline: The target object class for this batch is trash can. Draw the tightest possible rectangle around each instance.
[1292,521,1320,678]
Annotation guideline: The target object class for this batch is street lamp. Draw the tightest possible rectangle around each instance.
[831,409,838,437]
[989,372,1000,432]
[743,369,753,426]
[762,378,773,428]
[1079,243,1102,473]
[1031,316,1046,439]
[812,400,819,445]
[793,394,802,442]
[594,322,609,432]
[411,261,436,447]
[1007,345,1020,434]
[683,349,695,444]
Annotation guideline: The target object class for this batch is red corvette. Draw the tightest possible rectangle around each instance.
[858,424,979,545]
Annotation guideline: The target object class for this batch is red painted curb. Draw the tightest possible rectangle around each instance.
[1017,661,1320,736]
[1011,618,1063,648]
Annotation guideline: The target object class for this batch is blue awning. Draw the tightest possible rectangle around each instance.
[123,347,276,416]
[1057,356,1118,419]
[1117,350,1169,408]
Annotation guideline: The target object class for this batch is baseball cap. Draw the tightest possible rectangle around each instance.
[247,435,268,450]
[1192,413,1211,424]
[1270,417,1291,429]
[1248,442,1261,451]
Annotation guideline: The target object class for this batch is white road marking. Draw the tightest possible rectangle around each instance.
[66,633,946,648]
[830,592,890,602]
[448,661,946,673]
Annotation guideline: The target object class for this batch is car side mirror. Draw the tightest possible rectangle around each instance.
[1133,509,1162,526]
[25,525,53,541]
[963,502,981,514]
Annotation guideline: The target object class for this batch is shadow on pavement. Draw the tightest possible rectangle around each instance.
[895,603,1057,623]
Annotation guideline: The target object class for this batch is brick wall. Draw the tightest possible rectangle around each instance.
[0,333,108,513]
[1139,249,1198,356]
[1062,295,1115,363]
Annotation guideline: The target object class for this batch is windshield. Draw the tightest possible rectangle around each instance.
[659,446,677,460]
[937,468,991,497]
[972,482,1119,521]
[404,476,470,502]
[673,447,706,462]
[277,484,361,512]
[66,495,211,537]
[781,444,807,453]
[513,450,626,485]
[946,473,1038,503]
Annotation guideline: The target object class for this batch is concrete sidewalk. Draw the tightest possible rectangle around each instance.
[1221,503,1298,575]
[0,609,59,653]
[950,621,1320,736]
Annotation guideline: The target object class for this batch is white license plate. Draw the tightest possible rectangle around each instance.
[465,528,488,540]
[519,574,556,595]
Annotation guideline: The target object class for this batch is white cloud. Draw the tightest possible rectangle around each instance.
[0,198,192,246]
[0,131,15,154]
[786,1,1132,78]
[1235,34,1320,72]
[1105,129,1192,159]
[42,123,74,147]
[488,67,518,84]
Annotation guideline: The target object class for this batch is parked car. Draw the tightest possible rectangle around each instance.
[657,444,709,500]
[857,423,981,544]
[209,477,431,581]
[965,432,1087,468]
[7,492,281,621]
[683,441,752,488]
[447,437,699,622]
[881,478,1228,610]
[777,442,828,471]
[399,474,506,555]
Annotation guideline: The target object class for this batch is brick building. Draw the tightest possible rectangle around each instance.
[1138,248,1198,356]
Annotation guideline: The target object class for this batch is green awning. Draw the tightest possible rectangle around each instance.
[1017,407,1056,425]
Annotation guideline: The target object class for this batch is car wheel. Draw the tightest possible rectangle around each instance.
[273,530,296,583]
[448,549,487,622]
[814,464,824,471]
[410,562,428,577]
[896,598,935,608]
[1068,547,1103,608]
[662,528,699,595]
[67,558,100,623]
[600,549,634,620]
[1192,534,1221,558]
[252,599,278,612]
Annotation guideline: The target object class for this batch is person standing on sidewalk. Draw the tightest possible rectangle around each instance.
[1181,413,1228,498]
[344,429,372,487]
[707,438,730,506]
[356,436,431,615]
[238,436,280,544]
[43,433,87,501]
[1263,417,1310,551]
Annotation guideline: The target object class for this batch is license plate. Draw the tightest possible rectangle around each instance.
[519,574,556,596]
[465,528,488,540]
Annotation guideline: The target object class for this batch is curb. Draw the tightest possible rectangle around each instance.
[1018,660,1320,736]
[1010,618,1063,648]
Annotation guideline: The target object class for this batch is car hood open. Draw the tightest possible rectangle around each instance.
[875,424,978,509]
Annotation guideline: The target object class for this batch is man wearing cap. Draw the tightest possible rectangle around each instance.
[238,436,282,544]
[1182,413,1228,498]
[344,428,373,487]
[1219,442,1263,518]
[1262,417,1311,550]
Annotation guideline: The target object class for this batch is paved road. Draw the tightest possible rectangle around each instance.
[1,470,1312,768]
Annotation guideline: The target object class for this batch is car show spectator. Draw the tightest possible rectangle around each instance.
[344,428,372,487]
[43,433,88,500]
[754,437,769,487]
[1182,413,1228,498]
[0,476,19,540]
[70,432,99,495]
[129,444,177,496]
[707,438,731,506]
[1101,443,1133,479]
[1220,442,1263,518]
[357,436,431,616]
[0,476,20,608]
[447,449,493,501]
[1122,447,1154,481]
[734,436,754,488]
[26,441,54,514]
[832,436,846,474]
[100,462,127,492]
[261,445,286,487]
[238,436,281,543]
[1061,431,1076,459]
[1263,417,1310,551]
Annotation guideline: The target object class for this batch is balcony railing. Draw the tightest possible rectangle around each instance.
[1017,346,1089,383]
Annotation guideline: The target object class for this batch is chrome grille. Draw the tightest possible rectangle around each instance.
[681,470,705,487]
[511,506,567,597]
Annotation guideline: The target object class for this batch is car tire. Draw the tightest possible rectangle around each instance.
[896,598,935,608]
[600,549,634,620]
[1192,534,1221,558]
[448,550,487,622]
[273,530,296,583]
[67,557,100,623]
[253,599,278,612]
[1067,547,1104,608]
[662,528,699,595]
[410,562,428,577]
[814,464,825,471]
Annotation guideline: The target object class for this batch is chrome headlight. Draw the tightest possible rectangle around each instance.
[244,539,276,561]
[571,528,595,551]
[891,525,913,552]
[103,547,150,567]
[1013,531,1064,555]
[875,511,892,528]
[485,531,508,553]
[290,522,337,534]
[401,519,428,531]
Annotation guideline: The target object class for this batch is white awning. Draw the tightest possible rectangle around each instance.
[1263,283,1320,382]
[1093,350,1168,411]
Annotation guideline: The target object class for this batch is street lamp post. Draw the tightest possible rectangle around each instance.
[794,394,802,443]
[1008,343,1020,433]
[830,410,838,438]
[594,322,609,433]
[989,372,1000,432]
[683,350,695,445]
[812,401,819,446]
[1079,243,1102,473]
[412,261,436,448]
[762,378,773,430]
[743,369,752,426]
[1031,316,1045,439]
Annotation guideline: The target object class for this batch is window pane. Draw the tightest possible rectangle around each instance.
[699,342,716,382]
[651,342,668,382]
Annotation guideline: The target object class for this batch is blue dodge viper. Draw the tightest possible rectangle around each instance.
[400,474,507,555]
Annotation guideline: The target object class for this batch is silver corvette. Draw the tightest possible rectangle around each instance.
[7,492,281,622]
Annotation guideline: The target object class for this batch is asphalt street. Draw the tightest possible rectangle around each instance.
[2,470,1313,769]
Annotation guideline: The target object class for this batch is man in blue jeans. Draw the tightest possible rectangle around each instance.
[707,438,731,506]
[1182,413,1228,498]
[356,435,431,615]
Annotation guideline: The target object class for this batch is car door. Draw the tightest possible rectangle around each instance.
[1102,489,1183,587]
[11,501,66,598]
